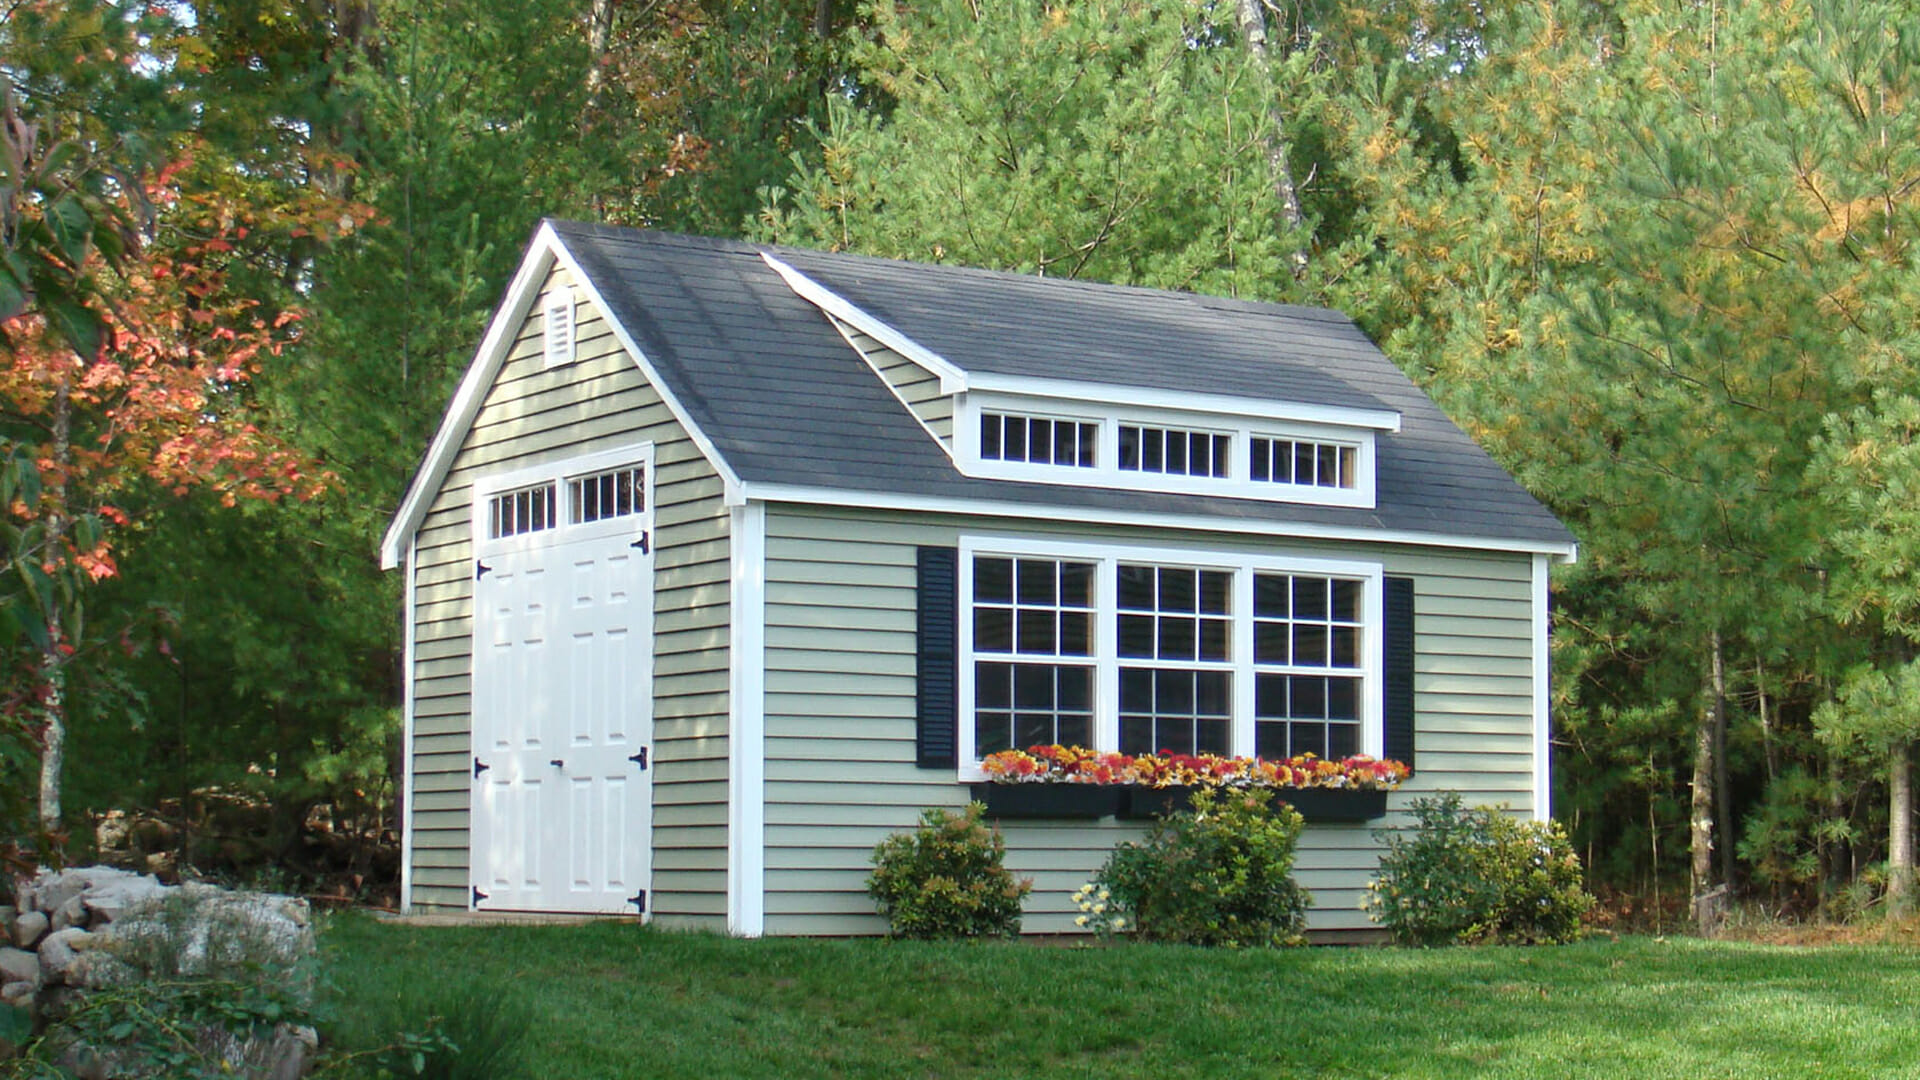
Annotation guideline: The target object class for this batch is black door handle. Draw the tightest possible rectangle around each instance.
[550,759,565,768]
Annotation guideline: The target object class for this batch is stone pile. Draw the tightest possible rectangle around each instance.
[0,867,319,1079]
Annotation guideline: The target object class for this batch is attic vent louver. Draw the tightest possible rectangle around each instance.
[543,286,575,368]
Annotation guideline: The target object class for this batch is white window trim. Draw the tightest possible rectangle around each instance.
[956,534,1385,780]
[543,286,576,369]
[955,391,1377,509]
[471,443,656,559]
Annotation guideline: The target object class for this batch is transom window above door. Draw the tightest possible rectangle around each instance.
[957,537,1385,771]
[472,446,655,553]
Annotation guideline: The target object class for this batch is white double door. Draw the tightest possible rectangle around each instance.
[471,527,653,915]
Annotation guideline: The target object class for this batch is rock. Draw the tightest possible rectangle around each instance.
[80,873,170,928]
[263,1023,319,1080]
[115,884,315,983]
[49,896,85,933]
[1,978,31,1008]
[30,871,86,918]
[11,911,46,950]
[0,947,38,987]
[38,928,93,983]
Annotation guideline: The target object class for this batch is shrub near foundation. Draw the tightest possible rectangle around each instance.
[1365,792,1594,945]
[1096,787,1311,947]
[867,804,1032,939]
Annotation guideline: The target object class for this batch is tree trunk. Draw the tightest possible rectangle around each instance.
[36,372,71,834]
[813,0,833,40]
[585,0,616,103]
[1713,632,1733,889]
[1689,631,1720,933]
[1233,0,1308,276]
[1891,738,1913,919]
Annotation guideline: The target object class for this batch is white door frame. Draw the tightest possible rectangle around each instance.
[469,443,656,917]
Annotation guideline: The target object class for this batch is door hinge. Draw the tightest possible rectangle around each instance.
[629,889,647,915]
[628,746,648,770]
[472,886,489,907]
[473,757,490,778]
[475,560,493,580]
[630,531,649,555]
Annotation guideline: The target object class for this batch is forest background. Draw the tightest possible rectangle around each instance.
[5,0,1919,925]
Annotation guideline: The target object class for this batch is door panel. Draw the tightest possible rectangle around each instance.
[470,453,654,917]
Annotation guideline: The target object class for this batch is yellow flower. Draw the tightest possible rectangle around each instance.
[1075,915,1089,927]
[1092,903,1106,914]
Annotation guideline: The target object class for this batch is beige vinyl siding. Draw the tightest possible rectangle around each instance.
[759,505,1539,936]
[828,316,954,445]
[407,261,730,926]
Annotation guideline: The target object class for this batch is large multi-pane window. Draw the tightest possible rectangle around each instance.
[1252,574,1364,759]
[1117,565,1233,756]
[963,543,1378,767]
[971,556,1097,755]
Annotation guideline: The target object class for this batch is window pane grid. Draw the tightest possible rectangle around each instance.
[1118,424,1231,478]
[1253,572,1364,760]
[1116,563,1234,756]
[981,412,1098,468]
[1250,436,1358,489]
[973,557,1097,754]
[486,482,557,539]
[568,466,646,525]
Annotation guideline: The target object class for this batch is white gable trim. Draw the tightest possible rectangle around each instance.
[822,313,957,460]
[736,480,1582,561]
[760,252,971,394]
[380,223,742,569]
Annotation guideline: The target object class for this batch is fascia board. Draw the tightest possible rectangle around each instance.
[737,481,1581,560]
[380,224,748,568]
[967,373,1403,432]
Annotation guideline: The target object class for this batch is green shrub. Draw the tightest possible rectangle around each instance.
[1096,787,1311,947]
[1364,792,1594,945]
[868,803,1032,938]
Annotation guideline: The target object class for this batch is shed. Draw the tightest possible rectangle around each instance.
[379,221,1578,936]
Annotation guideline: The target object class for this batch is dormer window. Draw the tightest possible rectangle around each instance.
[1251,436,1357,489]
[981,412,1098,468]
[1120,423,1231,479]
[956,389,1389,510]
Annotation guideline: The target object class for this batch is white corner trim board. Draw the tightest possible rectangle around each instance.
[1532,552,1552,823]
[380,224,745,570]
[727,502,767,937]
[399,536,418,912]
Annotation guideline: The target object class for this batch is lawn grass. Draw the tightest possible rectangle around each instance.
[320,915,1920,1079]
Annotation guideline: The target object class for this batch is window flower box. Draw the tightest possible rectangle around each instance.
[969,782,1124,819]
[1120,784,1387,822]
[972,746,1405,823]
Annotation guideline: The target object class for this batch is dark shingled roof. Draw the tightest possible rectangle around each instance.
[548,220,1574,549]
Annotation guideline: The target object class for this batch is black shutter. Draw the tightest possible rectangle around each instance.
[916,546,959,768]
[1383,575,1416,771]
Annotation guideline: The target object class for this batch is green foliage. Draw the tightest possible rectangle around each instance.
[760,0,1329,299]
[1365,793,1593,946]
[1095,787,1310,947]
[867,803,1031,939]
[321,982,530,1080]
[2,977,313,1080]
